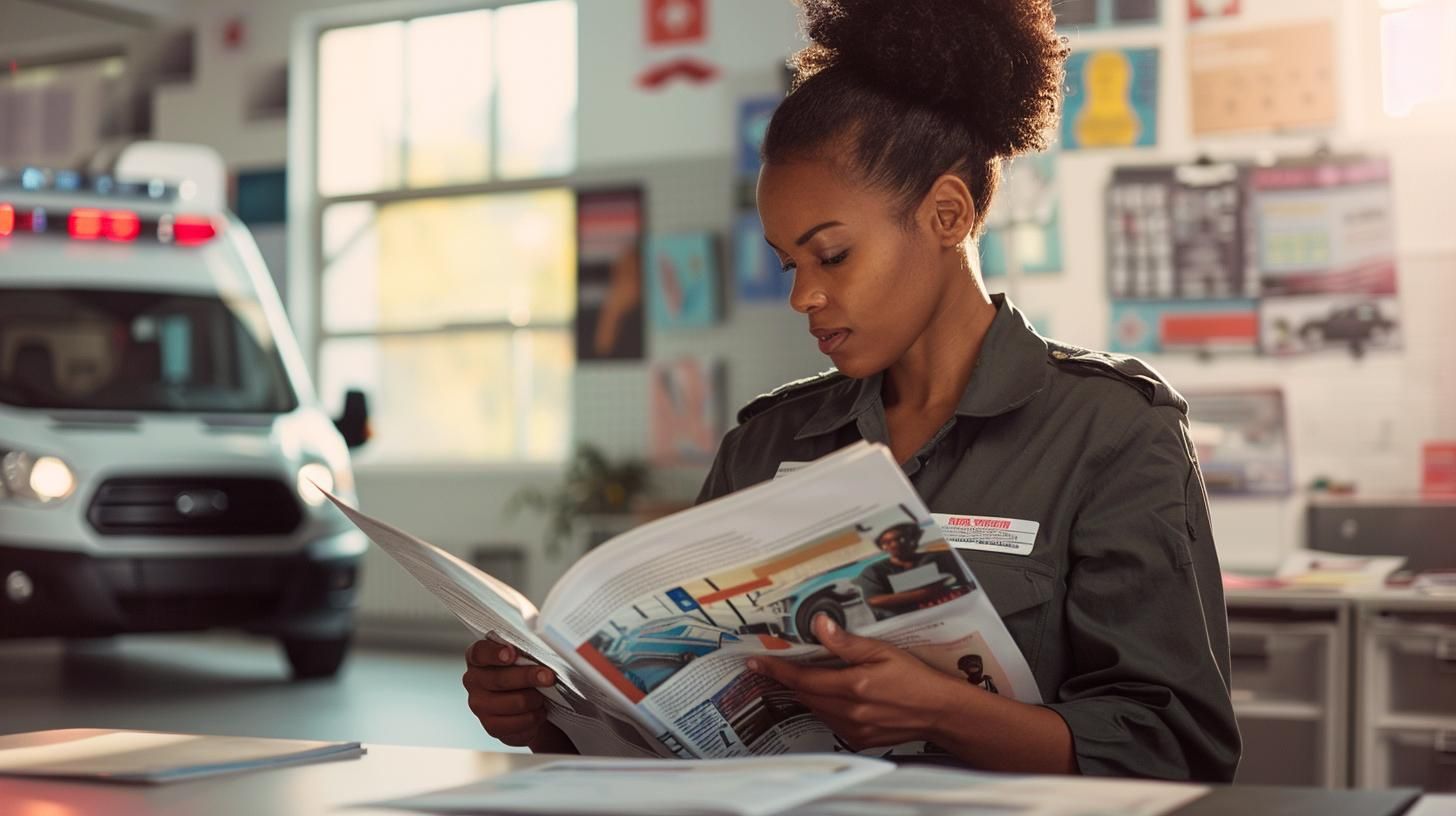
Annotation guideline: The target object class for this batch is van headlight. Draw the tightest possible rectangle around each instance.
[297,462,335,506]
[0,449,77,504]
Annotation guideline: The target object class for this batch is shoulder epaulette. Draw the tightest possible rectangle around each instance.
[1044,339,1188,413]
[737,369,847,425]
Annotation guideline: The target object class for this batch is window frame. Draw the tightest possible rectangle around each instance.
[290,0,578,466]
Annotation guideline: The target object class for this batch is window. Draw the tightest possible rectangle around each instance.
[1379,0,1456,117]
[312,1,577,464]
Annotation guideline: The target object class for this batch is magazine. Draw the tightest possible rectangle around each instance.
[324,442,1037,759]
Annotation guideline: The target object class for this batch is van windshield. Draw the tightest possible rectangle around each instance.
[0,288,298,413]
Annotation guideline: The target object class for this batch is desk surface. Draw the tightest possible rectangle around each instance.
[0,731,1428,816]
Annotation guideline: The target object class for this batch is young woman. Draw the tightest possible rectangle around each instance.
[463,0,1241,782]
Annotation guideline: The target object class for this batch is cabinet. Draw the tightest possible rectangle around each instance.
[1354,596,1456,791]
[1225,589,1456,790]
[1226,595,1350,787]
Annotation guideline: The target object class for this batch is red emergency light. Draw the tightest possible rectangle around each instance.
[69,208,104,240]
[170,215,218,246]
[105,210,141,242]
[0,203,13,237]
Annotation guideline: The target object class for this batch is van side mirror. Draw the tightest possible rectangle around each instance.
[334,389,371,449]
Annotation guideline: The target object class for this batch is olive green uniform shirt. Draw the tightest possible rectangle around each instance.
[695,296,1242,782]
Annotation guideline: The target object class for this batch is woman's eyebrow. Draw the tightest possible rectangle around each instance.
[765,220,846,253]
[795,220,844,245]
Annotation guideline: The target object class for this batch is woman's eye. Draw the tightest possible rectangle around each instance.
[823,250,850,266]
[778,260,797,274]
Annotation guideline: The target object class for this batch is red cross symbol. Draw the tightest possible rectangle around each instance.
[647,0,706,46]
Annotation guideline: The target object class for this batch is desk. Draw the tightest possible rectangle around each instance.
[0,730,1427,816]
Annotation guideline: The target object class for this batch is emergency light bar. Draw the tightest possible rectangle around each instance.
[0,166,179,202]
[0,202,218,246]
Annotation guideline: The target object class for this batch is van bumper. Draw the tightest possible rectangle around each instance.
[0,540,360,640]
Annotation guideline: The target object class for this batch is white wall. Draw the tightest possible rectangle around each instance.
[1013,0,1456,570]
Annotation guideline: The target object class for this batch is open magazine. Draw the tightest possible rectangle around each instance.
[324,442,1037,760]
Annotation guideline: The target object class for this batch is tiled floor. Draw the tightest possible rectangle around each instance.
[0,633,516,752]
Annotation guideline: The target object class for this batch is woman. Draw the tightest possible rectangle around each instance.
[463,0,1241,781]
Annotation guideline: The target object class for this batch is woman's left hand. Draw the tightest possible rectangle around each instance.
[747,614,968,750]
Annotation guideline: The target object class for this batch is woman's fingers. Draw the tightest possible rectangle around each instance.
[466,687,547,716]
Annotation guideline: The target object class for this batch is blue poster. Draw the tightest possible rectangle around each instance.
[733,210,792,302]
[648,232,720,329]
[1061,48,1160,150]
[979,153,1063,277]
[737,97,779,178]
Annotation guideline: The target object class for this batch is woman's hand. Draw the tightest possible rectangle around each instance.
[747,614,968,750]
[462,640,576,753]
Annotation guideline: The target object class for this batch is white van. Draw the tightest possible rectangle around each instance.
[0,143,369,679]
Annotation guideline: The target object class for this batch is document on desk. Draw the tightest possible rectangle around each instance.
[359,755,894,816]
[797,767,1210,816]
[0,729,364,784]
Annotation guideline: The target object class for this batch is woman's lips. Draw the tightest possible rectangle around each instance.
[814,329,850,355]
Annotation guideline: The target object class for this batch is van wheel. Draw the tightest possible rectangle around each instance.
[281,634,351,680]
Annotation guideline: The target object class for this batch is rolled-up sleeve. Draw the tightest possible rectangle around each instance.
[1043,406,1242,782]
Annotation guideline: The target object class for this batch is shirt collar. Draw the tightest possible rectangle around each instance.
[794,294,1049,441]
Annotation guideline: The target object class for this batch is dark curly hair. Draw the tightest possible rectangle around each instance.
[763,0,1068,237]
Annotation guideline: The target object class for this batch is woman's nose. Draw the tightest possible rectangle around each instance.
[789,271,826,314]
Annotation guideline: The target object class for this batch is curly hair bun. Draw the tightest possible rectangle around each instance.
[791,0,1067,157]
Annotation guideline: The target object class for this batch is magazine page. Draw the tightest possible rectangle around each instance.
[795,767,1209,816]
[534,443,1037,759]
[358,755,895,816]
[321,492,670,758]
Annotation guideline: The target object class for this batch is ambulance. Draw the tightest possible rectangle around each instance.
[0,142,369,679]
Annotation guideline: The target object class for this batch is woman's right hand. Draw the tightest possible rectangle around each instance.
[462,640,573,751]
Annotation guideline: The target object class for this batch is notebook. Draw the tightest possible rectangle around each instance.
[0,729,365,784]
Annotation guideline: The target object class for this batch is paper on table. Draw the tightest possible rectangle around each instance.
[0,730,363,784]
[796,767,1209,816]
[359,755,895,816]
[1276,549,1407,591]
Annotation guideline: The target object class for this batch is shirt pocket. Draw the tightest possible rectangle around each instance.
[955,550,1058,674]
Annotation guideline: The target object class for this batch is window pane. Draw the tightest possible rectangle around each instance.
[321,202,380,334]
[320,190,576,334]
[318,21,405,196]
[406,10,493,187]
[496,0,577,179]
[318,329,571,463]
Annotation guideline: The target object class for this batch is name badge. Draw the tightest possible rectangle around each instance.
[773,461,810,479]
[932,513,1039,557]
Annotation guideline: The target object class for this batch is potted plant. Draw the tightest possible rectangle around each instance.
[507,444,652,557]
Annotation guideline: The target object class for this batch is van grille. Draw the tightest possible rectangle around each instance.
[88,477,303,536]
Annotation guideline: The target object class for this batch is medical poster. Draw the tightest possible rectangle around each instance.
[576,188,646,361]
[648,357,723,466]
[1056,0,1159,29]
[1184,389,1293,496]
[1110,299,1259,355]
[1189,0,1239,21]
[735,95,778,207]
[648,231,720,329]
[1061,48,1160,149]
[1107,164,1254,301]
[979,152,1062,278]
[1250,157,1401,357]
[1189,21,1336,136]
[734,210,791,303]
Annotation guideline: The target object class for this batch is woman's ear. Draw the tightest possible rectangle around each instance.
[924,174,977,248]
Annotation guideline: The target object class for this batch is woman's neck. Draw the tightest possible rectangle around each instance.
[882,257,996,414]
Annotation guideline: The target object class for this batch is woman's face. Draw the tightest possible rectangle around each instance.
[756,159,948,379]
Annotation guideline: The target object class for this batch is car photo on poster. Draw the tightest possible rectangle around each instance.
[1261,295,1401,357]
